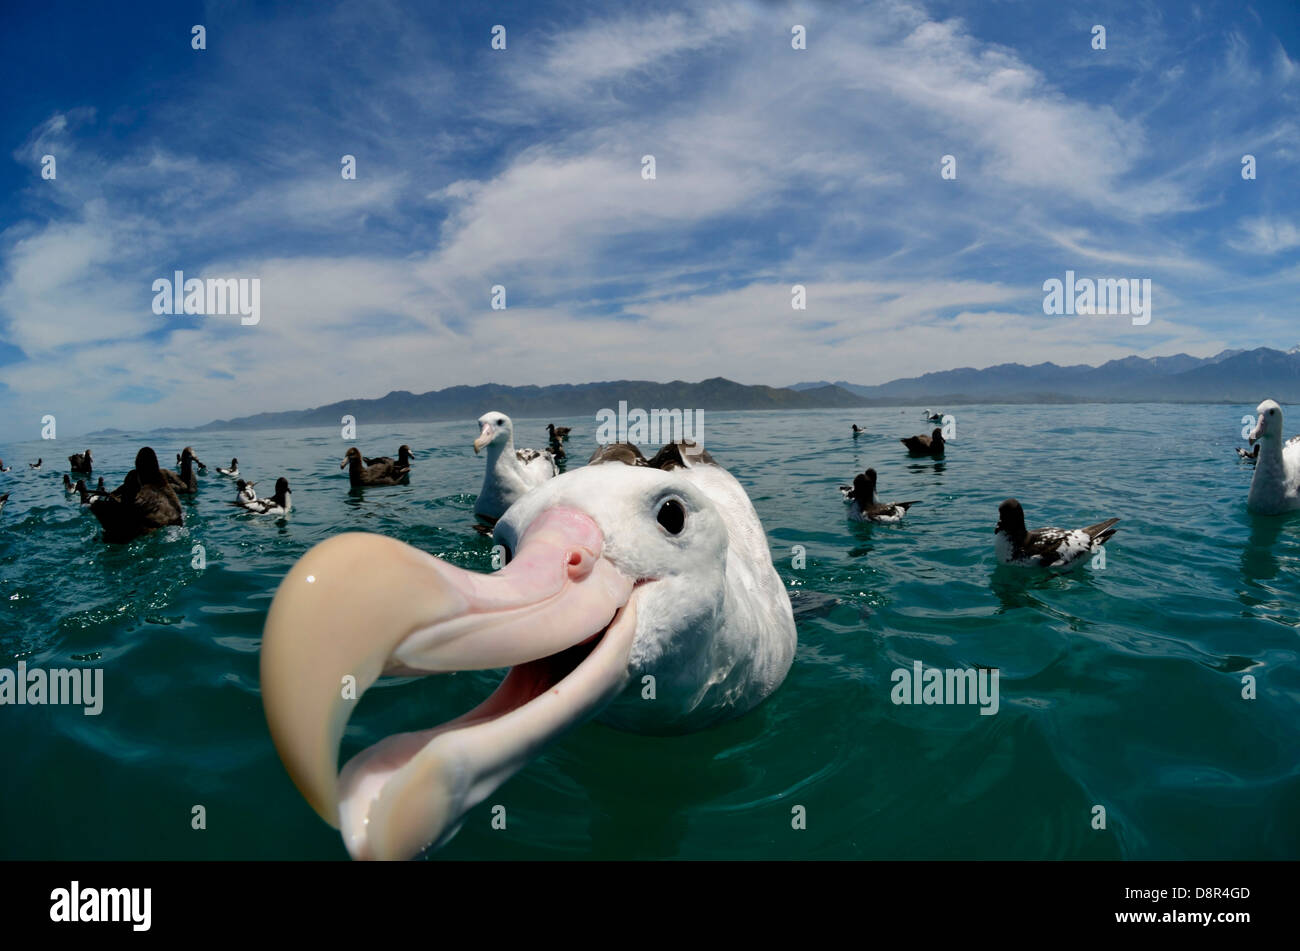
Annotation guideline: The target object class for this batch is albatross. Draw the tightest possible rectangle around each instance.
[259,441,797,860]
[473,411,557,524]
[1246,399,1300,514]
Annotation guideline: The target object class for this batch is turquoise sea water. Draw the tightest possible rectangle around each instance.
[1,404,1297,860]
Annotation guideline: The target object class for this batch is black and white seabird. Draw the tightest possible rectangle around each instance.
[234,479,258,503]
[922,409,944,422]
[901,428,945,457]
[0,460,10,472]
[90,447,184,543]
[75,478,112,505]
[994,498,1118,569]
[839,468,920,523]
[0,492,8,512]
[852,424,866,435]
[229,477,291,516]
[217,458,240,477]
[68,449,93,473]
[29,459,41,469]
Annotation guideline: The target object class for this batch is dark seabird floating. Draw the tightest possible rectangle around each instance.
[90,447,184,543]
[229,477,291,516]
[29,459,41,469]
[63,474,77,494]
[839,468,920,523]
[588,443,647,467]
[68,449,93,473]
[994,498,1119,569]
[166,447,206,495]
[546,423,572,441]
[852,424,866,435]
[217,458,240,477]
[901,428,945,457]
[0,460,9,472]
[0,492,8,512]
[922,409,944,422]
[75,478,112,505]
[342,447,410,487]
[363,445,415,470]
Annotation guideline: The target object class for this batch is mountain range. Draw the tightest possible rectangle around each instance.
[83,346,1300,436]
[172,377,869,432]
[790,346,1300,404]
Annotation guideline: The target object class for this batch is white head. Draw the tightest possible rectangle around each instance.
[260,461,782,861]
[473,411,514,454]
[1250,400,1284,442]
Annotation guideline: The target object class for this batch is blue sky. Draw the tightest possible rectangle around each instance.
[0,0,1297,440]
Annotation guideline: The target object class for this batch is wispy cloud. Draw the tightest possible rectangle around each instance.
[0,0,1296,440]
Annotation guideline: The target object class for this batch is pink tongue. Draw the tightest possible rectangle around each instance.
[388,508,634,674]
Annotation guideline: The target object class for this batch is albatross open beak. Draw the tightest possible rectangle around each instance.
[472,424,493,454]
[260,508,638,860]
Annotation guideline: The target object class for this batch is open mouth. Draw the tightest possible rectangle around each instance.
[260,511,643,860]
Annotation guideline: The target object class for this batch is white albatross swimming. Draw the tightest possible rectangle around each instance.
[1246,399,1300,514]
[259,440,797,860]
[472,410,557,524]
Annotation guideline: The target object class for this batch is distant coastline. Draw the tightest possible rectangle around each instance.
[68,345,1299,438]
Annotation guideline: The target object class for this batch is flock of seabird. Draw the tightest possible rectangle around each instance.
[0,444,294,542]
[262,400,1300,860]
[844,412,1120,569]
[3,398,1297,860]
[841,398,1300,567]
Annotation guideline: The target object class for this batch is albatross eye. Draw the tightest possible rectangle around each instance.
[656,498,686,535]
